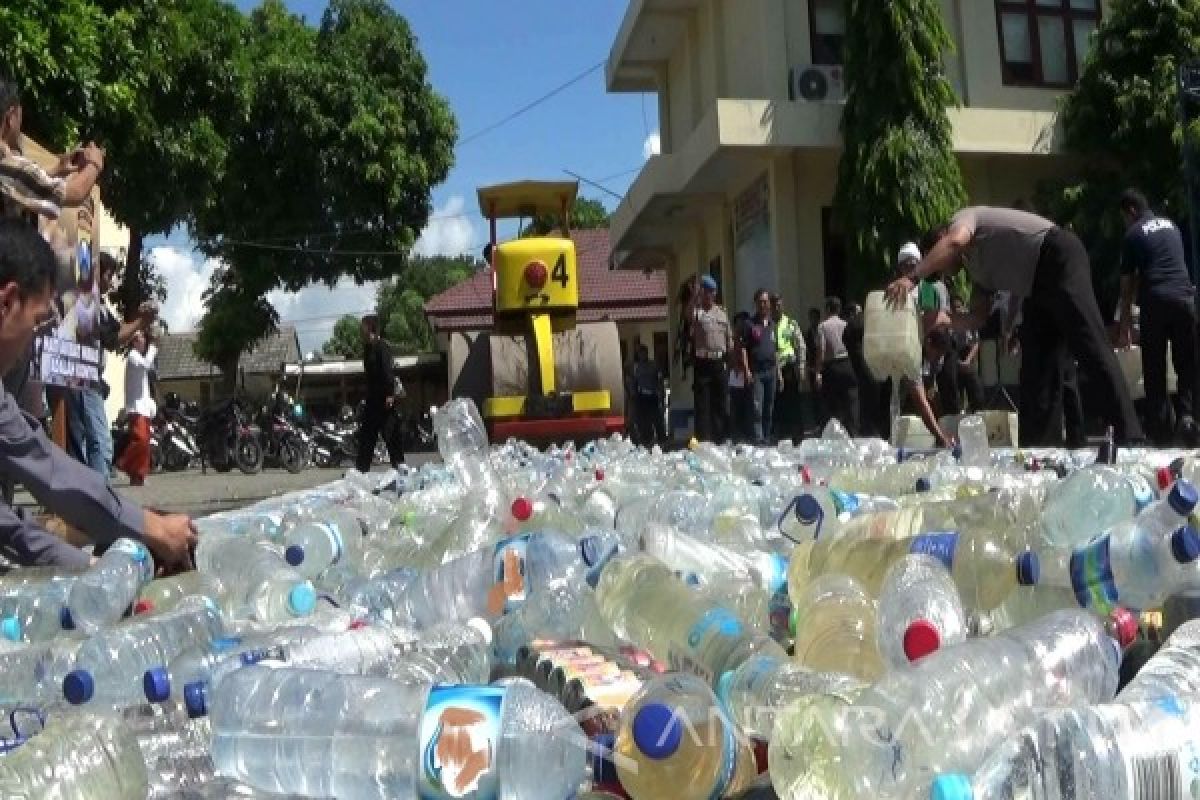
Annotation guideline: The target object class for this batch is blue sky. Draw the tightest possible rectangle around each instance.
[148,0,657,353]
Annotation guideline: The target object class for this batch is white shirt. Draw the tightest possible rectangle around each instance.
[124,345,157,418]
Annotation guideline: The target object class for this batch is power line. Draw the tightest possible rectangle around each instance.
[458,60,605,147]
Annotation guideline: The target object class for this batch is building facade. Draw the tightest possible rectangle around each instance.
[607,0,1105,422]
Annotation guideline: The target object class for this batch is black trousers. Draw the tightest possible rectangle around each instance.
[1063,355,1086,448]
[957,364,985,413]
[821,358,859,435]
[633,394,667,446]
[692,358,729,443]
[1141,294,1199,444]
[356,403,404,473]
[934,355,961,417]
[1018,228,1144,446]
[773,361,804,442]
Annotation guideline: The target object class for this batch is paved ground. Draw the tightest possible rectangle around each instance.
[19,452,440,518]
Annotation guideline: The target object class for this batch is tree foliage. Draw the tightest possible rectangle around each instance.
[520,197,609,236]
[322,314,364,359]
[193,0,457,382]
[378,254,479,354]
[834,0,966,298]
[1037,0,1200,315]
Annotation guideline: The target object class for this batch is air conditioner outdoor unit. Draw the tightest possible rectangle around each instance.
[790,64,845,103]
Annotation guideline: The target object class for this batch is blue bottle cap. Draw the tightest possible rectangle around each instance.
[716,670,735,706]
[288,583,317,616]
[794,494,822,525]
[631,702,683,760]
[143,667,171,703]
[931,773,973,800]
[1169,480,1199,515]
[210,637,242,653]
[183,682,208,718]
[284,545,305,567]
[1171,525,1200,564]
[1016,551,1040,586]
[0,617,20,642]
[590,732,618,785]
[952,444,963,460]
[830,490,857,515]
[915,477,932,493]
[60,607,74,630]
[63,670,94,705]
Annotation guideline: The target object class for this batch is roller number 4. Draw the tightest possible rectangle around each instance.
[552,255,569,288]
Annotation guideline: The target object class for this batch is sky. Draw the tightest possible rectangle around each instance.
[147,0,659,354]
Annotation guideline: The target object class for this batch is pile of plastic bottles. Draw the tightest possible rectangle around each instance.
[4,398,1200,799]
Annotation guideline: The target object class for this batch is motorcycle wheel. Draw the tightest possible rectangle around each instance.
[236,435,264,475]
[314,448,337,468]
[150,443,163,474]
[280,440,305,474]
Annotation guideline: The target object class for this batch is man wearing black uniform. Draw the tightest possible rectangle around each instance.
[356,314,404,473]
[1117,189,1199,444]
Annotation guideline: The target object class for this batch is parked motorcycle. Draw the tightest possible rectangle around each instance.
[256,391,306,474]
[197,397,263,475]
[307,406,358,468]
[155,393,201,472]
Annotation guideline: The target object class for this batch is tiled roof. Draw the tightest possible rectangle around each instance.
[156,325,301,381]
[424,229,666,332]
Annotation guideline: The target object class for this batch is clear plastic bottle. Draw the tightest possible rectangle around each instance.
[957,414,990,468]
[595,554,786,687]
[340,567,420,623]
[0,712,148,799]
[196,534,317,622]
[790,573,883,682]
[281,507,365,578]
[0,637,82,706]
[64,595,227,707]
[66,537,154,633]
[433,397,499,495]
[717,652,865,739]
[1039,465,1159,549]
[136,571,220,615]
[1040,485,1200,612]
[208,665,585,799]
[876,554,968,669]
[640,523,788,593]
[383,619,493,685]
[769,609,1120,800]
[493,580,621,665]
[0,578,73,642]
[142,631,319,704]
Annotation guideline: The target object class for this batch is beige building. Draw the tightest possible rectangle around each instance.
[607,0,1104,424]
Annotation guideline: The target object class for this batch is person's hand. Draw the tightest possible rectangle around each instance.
[885,276,914,308]
[55,149,83,177]
[136,301,159,323]
[141,511,197,571]
[80,142,106,172]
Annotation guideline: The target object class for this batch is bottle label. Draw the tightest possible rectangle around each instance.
[1069,535,1120,614]
[419,685,505,800]
[315,522,345,563]
[1129,475,1155,512]
[487,535,530,616]
[687,608,743,648]
[707,712,739,800]
[668,647,715,685]
[908,532,960,570]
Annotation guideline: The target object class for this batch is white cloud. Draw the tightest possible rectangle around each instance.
[413,194,478,258]
[148,246,217,333]
[269,278,378,356]
[643,131,661,160]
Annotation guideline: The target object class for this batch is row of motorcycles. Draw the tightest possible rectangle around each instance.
[112,391,433,476]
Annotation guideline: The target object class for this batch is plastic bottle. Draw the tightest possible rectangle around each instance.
[66,537,154,632]
[433,398,499,495]
[613,672,758,800]
[0,712,148,799]
[493,580,622,665]
[383,619,493,686]
[391,529,617,628]
[1039,465,1158,550]
[142,631,317,704]
[640,523,788,593]
[769,609,1120,800]
[195,534,317,622]
[208,665,585,799]
[136,571,221,615]
[1040,483,1200,612]
[281,507,365,578]
[0,579,74,642]
[340,567,420,623]
[0,637,82,706]
[863,289,922,381]
[595,554,787,687]
[876,554,968,669]
[717,653,865,739]
[64,595,227,707]
[790,574,883,682]
[956,414,990,467]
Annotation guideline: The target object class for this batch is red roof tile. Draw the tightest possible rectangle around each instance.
[424,229,666,332]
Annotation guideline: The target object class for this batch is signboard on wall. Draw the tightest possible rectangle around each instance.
[732,173,776,313]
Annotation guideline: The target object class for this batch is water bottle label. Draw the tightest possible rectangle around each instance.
[315,522,345,563]
[1129,475,1155,512]
[487,535,530,617]
[419,685,505,800]
[908,532,960,570]
[668,647,715,685]
[687,608,743,648]
[1069,535,1120,614]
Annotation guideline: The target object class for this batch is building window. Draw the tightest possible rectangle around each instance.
[810,0,846,66]
[996,0,1100,88]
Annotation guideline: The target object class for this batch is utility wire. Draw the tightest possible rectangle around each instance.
[458,60,605,147]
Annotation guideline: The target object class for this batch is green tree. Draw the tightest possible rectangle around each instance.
[520,197,609,236]
[193,0,456,385]
[322,314,364,359]
[378,254,478,353]
[833,0,966,298]
[1037,0,1200,314]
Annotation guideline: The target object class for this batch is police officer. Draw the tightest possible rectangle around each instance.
[686,275,733,442]
[628,344,666,446]
[771,294,805,442]
[1116,189,1199,445]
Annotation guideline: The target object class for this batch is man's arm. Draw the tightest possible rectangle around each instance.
[913,224,972,282]
[0,504,91,569]
[904,377,952,447]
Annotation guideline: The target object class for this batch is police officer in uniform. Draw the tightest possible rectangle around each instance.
[771,294,804,442]
[686,275,733,442]
[1117,189,1199,445]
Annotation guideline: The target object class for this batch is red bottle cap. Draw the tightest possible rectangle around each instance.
[595,468,605,481]
[1158,467,1175,491]
[511,497,533,522]
[133,600,154,615]
[903,619,942,663]
[1108,607,1140,650]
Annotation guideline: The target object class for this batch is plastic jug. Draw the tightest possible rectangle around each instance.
[863,290,921,381]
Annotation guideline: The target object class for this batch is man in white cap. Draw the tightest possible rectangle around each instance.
[686,274,733,442]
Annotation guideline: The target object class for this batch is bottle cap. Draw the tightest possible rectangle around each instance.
[133,599,154,615]
[1158,467,1175,491]
[789,606,799,637]
[59,607,74,630]
[143,667,171,703]
[902,620,942,663]
[284,545,306,567]
[632,702,683,759]
[716,670,735,706]
[594,468,605,481]
[590,732,618,786]
[511,497,533,522]
[0,617,20,643]
[915,477,932,493]
[184,682,208,718]
[1015,551,1040,586]
[1107,607,1139,650]
[931,774,973,800]
[210,637,242,653]
[951,444,963,460]
[1170,481,1199,515]
[794,494,823,525]
[63,670,94,705]
[288,583,318,616]
[1171,525,1200,564]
